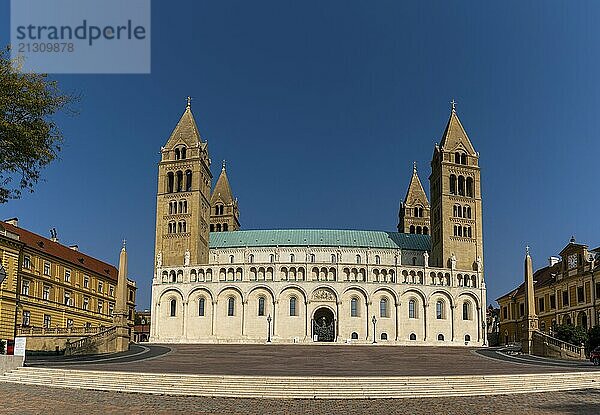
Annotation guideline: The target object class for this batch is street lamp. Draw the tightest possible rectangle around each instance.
[267,314,272,343]
[372,315,377,344]
[0,265,6,286]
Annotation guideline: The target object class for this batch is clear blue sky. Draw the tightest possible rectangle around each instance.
[2,1,600,310]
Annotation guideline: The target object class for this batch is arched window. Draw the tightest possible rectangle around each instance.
[180,146,186,159]
[289,296,297,316]
[223,223,228,231]
[249,254,254,264]
[258,297,265,316]
[290,254,295,263]
[461,153,467,165]
[229,255,234,264]
[419,208,423,217]
[356,255,361,264]
[466,177,474,197]
[185,170,192,192]
[351,332,359,340]
[409,225,415,234]
[210,224,214,232]
[174,148,180,160]
[198,298,205,316]
[450,175,457,195]
[331,254,337,263]
[380,298,389,318]
[227,297,235,316]
[381,333,388,341]
[176,171,183,192]
[458,175,465,196]
[416,226,422,234]
[455,152,461,164]
[167,172,174,193]
[413,207,419,217]
[310,254,315,262]
[351,298,359,317]
[436,300,444,319]
[463,301,471,320]
[423,226,429,235]
[438,333,444,341]
[170,299,177,317]
[408,299,416,318]
[216,224,222,232]
[270,254,275,263]
[375,255,381,265]
[409,333,417,341]
[412,257,417,266]
[465,334,471,342]
[182,221,187,233]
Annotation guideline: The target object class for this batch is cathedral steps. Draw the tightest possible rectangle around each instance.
[2,367,600,398]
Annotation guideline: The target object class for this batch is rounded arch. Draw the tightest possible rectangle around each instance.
[217,286,245,303]
[372,287,399,305]
[310,284,341,301]
[187,287,215,303]
[427,290,455,308]
[456,291,481,309]
[400,287,427,305]
[247,284,276,303]
[157,287,185,304]
[277,284,309,303]
[342,285,370,301]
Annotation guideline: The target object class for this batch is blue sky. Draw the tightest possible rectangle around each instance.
[2,1,600,309]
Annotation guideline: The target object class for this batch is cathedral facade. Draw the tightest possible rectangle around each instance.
[150,101,487,346]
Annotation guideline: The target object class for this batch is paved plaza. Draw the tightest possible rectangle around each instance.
[0,382,599,415]
[33,344,598,376]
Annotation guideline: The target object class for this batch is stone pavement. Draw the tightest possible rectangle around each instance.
[44,344,597,376]
[0,382,599,414]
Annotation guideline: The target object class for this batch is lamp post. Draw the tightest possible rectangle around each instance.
[267,314,272,343]
[372,315,377,344]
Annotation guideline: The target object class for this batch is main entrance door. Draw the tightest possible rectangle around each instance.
[312,307,335,342]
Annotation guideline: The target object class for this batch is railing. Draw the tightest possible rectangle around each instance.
[17,326,107,336]
[65,326,117,354]
[533,330,586,358]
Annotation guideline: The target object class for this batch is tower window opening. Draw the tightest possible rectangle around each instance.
[423,226,429,235]
[174,148,180,160]
[458,176,465,196]
[167,172,174,193]
[450,175,457,195]
[185,170,192,192]
[409,225,415,234]
[466,177,474,197]
[181,146,186,159]
[176,171,183,192]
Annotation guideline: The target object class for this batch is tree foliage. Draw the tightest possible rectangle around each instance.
[554,323,588,346]
[588,325,600,351]
[0,46,78,203]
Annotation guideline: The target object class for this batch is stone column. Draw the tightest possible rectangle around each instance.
[523,247,538,354]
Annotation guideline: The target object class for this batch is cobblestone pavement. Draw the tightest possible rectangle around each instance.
[0,383,599,414]
[44,344,598,376]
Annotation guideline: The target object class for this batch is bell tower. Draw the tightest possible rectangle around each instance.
[210,161,240,232]
[155,98,212,268]
[429,102,483,271]
[398,162,430,234]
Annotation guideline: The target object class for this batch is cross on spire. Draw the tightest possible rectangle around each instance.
[222,160,226,170]
[450,99,457,112]
[186,96,192,109]
[526,245,530,255]
[413,161,417,173]
[122,239,127,249]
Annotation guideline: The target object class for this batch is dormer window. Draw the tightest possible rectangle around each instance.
[454,151,467,165]
[174,146,187,160]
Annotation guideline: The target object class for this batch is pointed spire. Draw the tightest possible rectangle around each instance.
[165,98,203,148]
[439,102,476,155]
[211,162,235,204]
[403,163,429,207]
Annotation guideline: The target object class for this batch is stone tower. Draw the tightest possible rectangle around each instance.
[210,161,240,232]
[154,98,212,267]
[429,103,483,270]
[398,162,430,234]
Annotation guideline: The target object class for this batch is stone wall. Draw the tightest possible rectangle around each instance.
[0,355,24,374]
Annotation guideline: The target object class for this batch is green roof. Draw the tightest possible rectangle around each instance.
[209,229,430,251]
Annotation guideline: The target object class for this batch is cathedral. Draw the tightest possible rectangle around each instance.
[150,100,487,346]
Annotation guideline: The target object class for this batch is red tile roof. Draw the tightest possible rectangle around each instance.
[0,220,118,282]
[496,263,559,302]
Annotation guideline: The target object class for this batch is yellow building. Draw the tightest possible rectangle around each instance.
[497,237,600,345]
[0,218,136,343]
